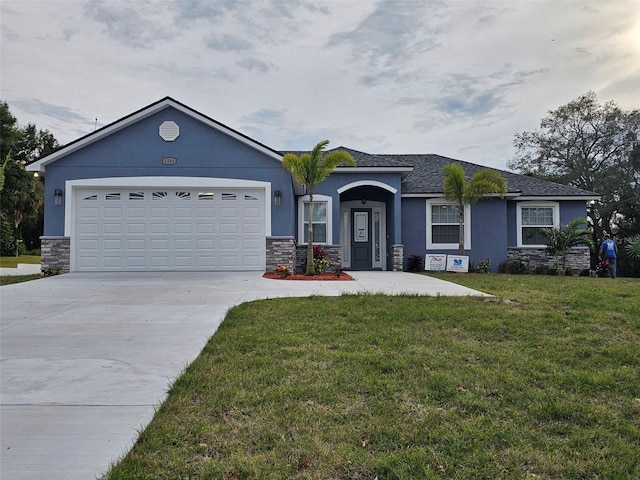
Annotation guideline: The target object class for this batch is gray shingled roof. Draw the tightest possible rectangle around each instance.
[280,147,599,198]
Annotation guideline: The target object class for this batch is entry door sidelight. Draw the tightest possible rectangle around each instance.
[351,209,372,270]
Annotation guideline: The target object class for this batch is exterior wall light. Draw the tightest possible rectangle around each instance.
[54,188,63,206]
[274,190,282,207]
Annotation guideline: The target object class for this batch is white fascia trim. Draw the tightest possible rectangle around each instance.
[297,194,332,245]
[64,176,272,237]
[403,193,520,198]
[403,193,445,198]
[335,167,413,173]
[28,99,282,173]
[516,201,559,248]
[337,180,397,194]
[426,199,471,251]
[515,195,601,201]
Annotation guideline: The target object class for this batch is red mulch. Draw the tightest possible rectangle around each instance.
[263,272,354,281]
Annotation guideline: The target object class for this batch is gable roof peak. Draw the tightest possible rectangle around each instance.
[27,97,283,173]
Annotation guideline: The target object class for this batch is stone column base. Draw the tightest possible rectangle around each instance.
[391,244,404,271]
[40,236,71,274]
[266,236,297,273]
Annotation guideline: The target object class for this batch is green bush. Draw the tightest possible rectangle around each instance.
[477,259,491,273]
[498,257,528,274]
[406,254,424,272]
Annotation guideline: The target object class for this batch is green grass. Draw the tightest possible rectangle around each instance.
[0,274,42,286]
[0,255,41,268]
[107,275,640,480]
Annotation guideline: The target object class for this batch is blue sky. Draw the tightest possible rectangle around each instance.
[2,0,639,169]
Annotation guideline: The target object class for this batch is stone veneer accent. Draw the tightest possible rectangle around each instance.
[391,244,404,271]
[266,236,297,273]
[40,236,71,274]
[295,245,342,274]
[507,247,590,274]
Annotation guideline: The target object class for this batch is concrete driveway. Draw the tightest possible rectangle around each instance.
[0,271,486,480]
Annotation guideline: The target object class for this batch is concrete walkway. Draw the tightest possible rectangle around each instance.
[0,272,486,480]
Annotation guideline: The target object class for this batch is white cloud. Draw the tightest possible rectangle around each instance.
[1,0,638,170]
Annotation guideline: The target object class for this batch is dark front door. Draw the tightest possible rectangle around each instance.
[351,208,372,270]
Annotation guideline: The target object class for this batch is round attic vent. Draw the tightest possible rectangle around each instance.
[159,121,180,141]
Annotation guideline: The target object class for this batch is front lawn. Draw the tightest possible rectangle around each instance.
[107,275,639,480]
[0,255,41,268]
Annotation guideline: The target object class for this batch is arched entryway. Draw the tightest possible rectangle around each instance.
[338,181,397,271]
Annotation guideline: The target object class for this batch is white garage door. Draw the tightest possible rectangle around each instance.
[74,187,265,271]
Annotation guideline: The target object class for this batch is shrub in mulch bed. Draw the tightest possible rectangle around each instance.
[263,272,354,281]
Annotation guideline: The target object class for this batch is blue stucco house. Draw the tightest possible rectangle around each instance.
[27,97,599,274]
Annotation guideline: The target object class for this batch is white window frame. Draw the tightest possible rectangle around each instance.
[426,199,471,250]
[516,201,559,247]
[298,194,332,245]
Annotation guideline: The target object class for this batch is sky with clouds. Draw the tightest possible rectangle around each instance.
[2,0,639,170]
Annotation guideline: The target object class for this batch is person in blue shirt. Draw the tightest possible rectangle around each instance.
[598,233,618,278]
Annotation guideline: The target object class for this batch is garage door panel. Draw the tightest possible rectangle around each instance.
[151,207,169,217]
[80,223,99,235]
[75,187,265,271]
[104,256,125,268]
[243,207,261,217]
[125,256,145,268]
[197,223,214,234]
[79,239,99,250]
[174,238,193,250]
[242,237,263,249]
[174,207,192,218]
[174,256,192,267]
[103,239,122,250]
[196,207,215,217]
[149,238,169,250]
[127,207,145,218]
[242,255,262,268]
[103,223,122,234]
[78,256,99,269]
[242,222,262,234]
[127,223,145,234]
[174,223,192,234]
[219,238,238,250]
[80,206,99,218]
[104,207,122,219]
[150,223,169,234]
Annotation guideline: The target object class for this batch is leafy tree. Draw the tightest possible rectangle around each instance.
[508,91,640,265]
[0,101,57,254]
[537,218,593,275]
[283,140,355,275]
[0,152,10,192]
[442,163,507,255]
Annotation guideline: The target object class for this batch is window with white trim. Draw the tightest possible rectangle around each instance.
[298,195,332,244]
[426,200,471,250]
[517,202,559,247]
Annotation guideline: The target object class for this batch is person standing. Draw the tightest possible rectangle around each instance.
[598,233,618,278]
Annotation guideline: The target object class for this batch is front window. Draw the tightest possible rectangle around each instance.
[298,195,332,244]
[426,200,471,250]
[517,202,559,247]
[303,201,327,243]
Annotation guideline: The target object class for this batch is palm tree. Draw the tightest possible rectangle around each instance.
[283,140,356,275]
[537,218,593,275]
[442,163,508,256]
